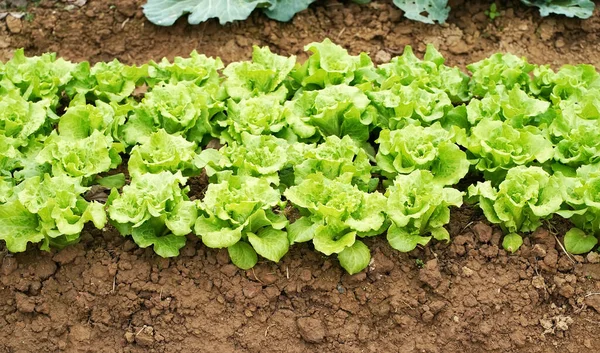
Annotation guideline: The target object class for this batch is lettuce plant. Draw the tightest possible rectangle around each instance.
[285,84,377,142]
[376,123,469,186]
[462,119,553,182]
[466,86,551,127]
[385,170,463,252]
[107,171,197,257]
[148,50,223,89]
[122,81,223,146]
[468,166,562,252]
[291,39,377,89]
[128,129,200,177]
[0,174,106,252]
[224,46,295,101]
[194,175,288,269]
[37,129,122,181]
[376,45,470,103]
[1,49,76,108]
[294,135,376,191]
[0,89,51,177]
[284,173,386,273]
[198,133,294,186]
[220,93,288,142]
[67,60,150,103]
[467,54,535,97]
[555,163,600,253]
[369,82,454,129]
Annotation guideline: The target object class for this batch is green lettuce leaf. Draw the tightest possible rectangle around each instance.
[285,84,376,142]
[385,170,463,252]
[128,129,200,177]
[223,46,295,101]
[376,123,469,186]
[468,166,562,235]
[291,39,377,89]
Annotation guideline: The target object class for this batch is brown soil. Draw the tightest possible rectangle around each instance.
[1,1,600,352]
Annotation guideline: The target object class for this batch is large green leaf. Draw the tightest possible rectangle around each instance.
[338,240,371,275]
[393,0,450,24]
[143,0,267,26]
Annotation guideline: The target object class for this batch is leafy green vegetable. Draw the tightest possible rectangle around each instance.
[107,171,196,256]
[284,173,386,261]
[338,240,371,275]
[285,84,376,142]
[223,46,295,101]
[369,82,454,129]
[392,0,450,24]
[462,119,553,182]
[37,130,122,181]
[555,163,600,244]
[502,233,524,253]
[122,81,223,146]
[128,129,200,177]
[1,49,76,108]
[468,166,562,252]
[0,174,106,252]
[143,0,267,26]
[0,89,50,176]
[195,175,288,262]
[385,170,463,252]
[521,0,594,18]
[376,123,469,185]
[564,228,598,254]
[376,45,470,103]
[220,93,287,142]
[67,60,150,103]
[149,50,223,89]
[198,132,293,185]
[467,54,535,97]
[291,39,376,89]
[294,135,376,191]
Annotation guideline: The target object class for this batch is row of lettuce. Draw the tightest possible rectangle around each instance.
[1,40,599,273]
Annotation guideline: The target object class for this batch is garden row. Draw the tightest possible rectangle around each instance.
[1,40,599,273]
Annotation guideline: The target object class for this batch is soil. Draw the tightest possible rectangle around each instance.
[1,0,600,352]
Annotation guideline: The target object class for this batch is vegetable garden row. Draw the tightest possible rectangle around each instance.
[1,40,599,274]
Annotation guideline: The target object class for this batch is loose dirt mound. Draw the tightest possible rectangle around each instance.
[0,1,599,352]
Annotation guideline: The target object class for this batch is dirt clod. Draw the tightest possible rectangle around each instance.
[473,223,492,243]
[419,259,442,289]
[297,317,325,343]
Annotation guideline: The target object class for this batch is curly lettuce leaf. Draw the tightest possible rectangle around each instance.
[224,46,295,101]
[0,174,106,252]
[195,175,288,262]
[294,135,376,191]
[128,129,200,177]
[376,123,469,186]
[285,84,376,142]
[292,39,377,89]
[284,173,387,255]
[122,81,223,146]
[468,166,562,235]
[385,170,463,252]
[376,45,470,103]
[463,119,553,181]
